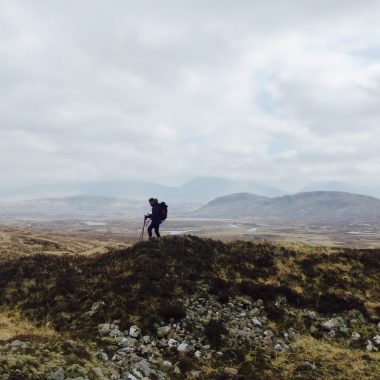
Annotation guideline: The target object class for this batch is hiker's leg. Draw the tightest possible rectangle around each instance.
[154,224,160,237]
[147,223,153,238]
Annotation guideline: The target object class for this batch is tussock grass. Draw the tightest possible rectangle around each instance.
[273,336,380,379]
[0,307,56,341]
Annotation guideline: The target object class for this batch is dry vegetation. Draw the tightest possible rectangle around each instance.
[0,231,379,379]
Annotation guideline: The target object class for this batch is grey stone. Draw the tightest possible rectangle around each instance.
[129,325,141,338]
[249,307,260,317]
[98,323,111,336]
[119,337,137,348]
[321,319,335,330]
[47,369,65,380]
[327,330,336,338]
[252,317,262,327]
[157,325,171,337]
[274,343,283,352]
[177,342,190,352]
[305,311,318,320]
[298,362,317,371]
[130,359,158,379]
[10,340,24,347]
[287,328,300,341]
[95,351,108,361]
[263,335,273,347]
[351,331,361,341]
[109,328,123,338]
[321,317,346,330]
[87,301,105,316]
[366,340,374,352]
[256,299,264,307]
[373,335,380,346]
[168,338,179,347]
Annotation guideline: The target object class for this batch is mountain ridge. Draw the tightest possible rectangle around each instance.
[0,177,286,202]
[194,190,380,224]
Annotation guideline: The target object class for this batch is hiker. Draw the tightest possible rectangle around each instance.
[145,198,163,239]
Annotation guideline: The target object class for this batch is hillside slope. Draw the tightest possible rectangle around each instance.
[0,236,379,379]
[194,191,380,224]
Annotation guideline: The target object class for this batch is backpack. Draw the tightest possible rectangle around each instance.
[159,202,168,221]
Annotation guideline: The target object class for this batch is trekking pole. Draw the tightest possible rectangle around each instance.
[139,218,146,242]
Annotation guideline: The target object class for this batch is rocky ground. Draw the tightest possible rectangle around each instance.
[0,236,379,379]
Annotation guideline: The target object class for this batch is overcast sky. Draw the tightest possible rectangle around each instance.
[1,0,380,192]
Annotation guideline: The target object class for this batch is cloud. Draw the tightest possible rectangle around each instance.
[0,0,380,191]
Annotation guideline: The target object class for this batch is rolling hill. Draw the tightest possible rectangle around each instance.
[193,191,380,225]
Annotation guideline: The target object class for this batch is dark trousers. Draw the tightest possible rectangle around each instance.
[148,220,160,237]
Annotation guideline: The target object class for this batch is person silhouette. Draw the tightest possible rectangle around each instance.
[145,198,161,239]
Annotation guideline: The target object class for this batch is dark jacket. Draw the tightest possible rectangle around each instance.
[148,202,161,223]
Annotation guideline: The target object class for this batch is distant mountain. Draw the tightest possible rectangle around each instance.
[301,181,380,199]
[193,191,380,225]
[0,195,144,217]
[0,195,200,218]
[1,177,286,203]
[176,177,285,201]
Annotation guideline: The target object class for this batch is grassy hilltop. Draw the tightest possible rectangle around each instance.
[0,236,379,379]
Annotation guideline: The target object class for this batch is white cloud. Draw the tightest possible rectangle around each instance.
[0,0,380,191]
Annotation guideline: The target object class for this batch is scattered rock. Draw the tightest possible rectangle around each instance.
[130,359,159,379]
[373,335,380,346]
[177,342,190,352]
[98,323,111,336]
[95,351,108,361]
[297,362,317,372]
[168,338,179,347]
[87,301,105,316]
[47,368,65,380]
[157,326,171,337]
[327,330,336,338]
[252,317,262,327]
[366,340,374,352]
[129,325,141,338]
[351,332,361,341]
[10,340,24,348]
[305,311,318,320]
